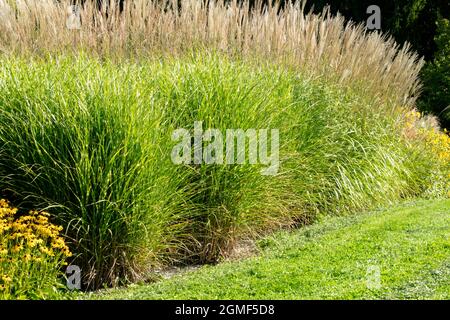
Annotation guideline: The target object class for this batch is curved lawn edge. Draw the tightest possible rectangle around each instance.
[84,199,450,300]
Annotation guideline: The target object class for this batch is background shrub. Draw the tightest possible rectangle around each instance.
[419,18,450,128]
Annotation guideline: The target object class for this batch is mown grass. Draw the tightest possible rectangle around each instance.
[87,199,450,300]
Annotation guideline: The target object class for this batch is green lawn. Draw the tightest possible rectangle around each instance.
[87,199,450,300]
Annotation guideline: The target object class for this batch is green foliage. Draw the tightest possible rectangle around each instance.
[420,18,450,128]
[88,199,450,300]
[0,54,444,289]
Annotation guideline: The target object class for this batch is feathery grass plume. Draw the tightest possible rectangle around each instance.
[0,0,423,107]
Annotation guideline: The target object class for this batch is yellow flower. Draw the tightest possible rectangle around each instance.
[12,244,23,253]
[27,238,38,248]
[39,246,55,257]
[0,198,72,297]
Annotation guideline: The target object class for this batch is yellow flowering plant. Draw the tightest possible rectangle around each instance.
[403,110,450,198]
[422,127,450,198]
[0,199,72,299]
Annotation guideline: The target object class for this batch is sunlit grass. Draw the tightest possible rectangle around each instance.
[0,54,441,289]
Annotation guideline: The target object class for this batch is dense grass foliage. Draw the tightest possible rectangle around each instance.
[0,54,444,288]
[88,199,450,300]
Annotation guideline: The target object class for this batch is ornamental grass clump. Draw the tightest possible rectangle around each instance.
[0,0,423,108]
[0,199,71,299]
[0,0,446,291]
[0,55,442,290]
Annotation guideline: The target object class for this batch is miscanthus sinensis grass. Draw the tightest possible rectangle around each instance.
[0,0,444,293]
[0,199,71,299]
[0,54,445,289]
